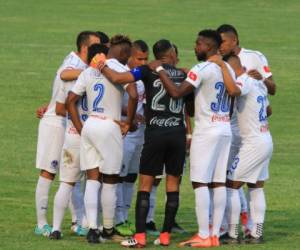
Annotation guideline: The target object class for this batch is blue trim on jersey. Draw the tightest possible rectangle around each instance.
[130,67,142,81]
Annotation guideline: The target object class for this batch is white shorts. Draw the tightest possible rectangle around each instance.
[120,137,143,177]
[59,132,83,183]
[36,118,65,174]
[80,117,123,175]
[190,133,232,183]
[227,136,273,184]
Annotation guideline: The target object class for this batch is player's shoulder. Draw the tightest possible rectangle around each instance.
[240,48,268,60]
[63,51,86,69]
[193,61,213,72]
[107,58,128,72]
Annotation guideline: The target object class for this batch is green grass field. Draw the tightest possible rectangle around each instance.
[1,0,300,249]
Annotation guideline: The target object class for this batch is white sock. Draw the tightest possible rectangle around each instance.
[195,186,210,239]
[53,182,73,231]
[68,199,77,224]
[249,188,266,238]
[101,183,117,229]
[115,183,125,224]
[211,187,226,236]
[84,180,101,229]
[146,185,157,223]
[71,181,86,225]
[239,187,248,213]
[227,188,240,239]
[35,176,52,228]
[123,182,135,221]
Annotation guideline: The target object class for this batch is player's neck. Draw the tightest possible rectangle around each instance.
[233,46,241,55]
[77,52,87,64]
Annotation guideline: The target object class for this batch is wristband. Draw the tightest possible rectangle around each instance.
[155,66,164,73]
[186,134,192,139]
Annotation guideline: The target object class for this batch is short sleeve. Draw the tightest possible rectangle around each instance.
[56,84,66,104]
[257,53,272,79]
[236,77,252,96]
[185,64,203,88]
[71,71,87,96]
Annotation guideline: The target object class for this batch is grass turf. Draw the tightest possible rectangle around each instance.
[0,0,300,249]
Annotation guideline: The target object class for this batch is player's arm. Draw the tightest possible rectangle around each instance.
[101,66,135,84]
[66,92,83,134]
[208,55,241,96]
[55,102,66,117]
[267,105,272,117]
[185,109,193,152]
[124,83,138,134]
[60,69,83,81]
[247,70,276,95]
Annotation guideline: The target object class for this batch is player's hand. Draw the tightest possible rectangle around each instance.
[148,60,162,71]
[207,54,225,67]
[36,105,48,119]
[179,67,190,74]
[247,69,263,80]
[135,113,145,124]
[90,53,106,71]
[114,120,131,136]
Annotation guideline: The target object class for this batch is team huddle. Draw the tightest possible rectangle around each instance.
[34,24,276,248]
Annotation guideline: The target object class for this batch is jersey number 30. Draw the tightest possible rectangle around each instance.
[211,82,230,112]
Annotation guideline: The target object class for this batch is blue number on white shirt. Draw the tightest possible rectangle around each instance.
[257,95,267,121]
[81,93,88,111]
[93,83,105,112]
[211,82,230,112]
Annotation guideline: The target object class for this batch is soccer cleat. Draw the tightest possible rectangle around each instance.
[34,224,52,237]
[100,227,125,242]
[179,234,211,248]
[146,221,160,236]
[171,221,188,234]
[49,230,62,240]
[240,212,248,226]
[121,233,146,248]
[243,234,264,244]
[219,233,240,245]
[116,222,134,236]
[219,226,227,237]
[210,235,220,247]
[86,228,101,244]
[71,223,88,236]
[154,232,170,246]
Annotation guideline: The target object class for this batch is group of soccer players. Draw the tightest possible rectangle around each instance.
[34,24,276,248]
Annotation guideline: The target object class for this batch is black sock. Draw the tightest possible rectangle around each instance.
[135,191,150,233]
[162,192,179,233]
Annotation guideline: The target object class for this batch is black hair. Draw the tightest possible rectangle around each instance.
[87,44,109,65]
[216,24,239,37]
[96,31,110,44]
[152,39,173,59]
[172,43,178,56]
[222,52,239,62]
[110,34,132,47]
[76,31,100,52]
[133,40,149,53]
[198,29,222,49]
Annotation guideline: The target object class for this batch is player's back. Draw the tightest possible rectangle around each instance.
[190,62,232,135]
[44,52,87,124]
[80,66,124,121]
[236,73,271,140]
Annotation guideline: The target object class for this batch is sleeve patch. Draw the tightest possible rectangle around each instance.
[188,71,197,81]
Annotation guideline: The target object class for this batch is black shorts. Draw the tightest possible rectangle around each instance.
[139,128,186,177]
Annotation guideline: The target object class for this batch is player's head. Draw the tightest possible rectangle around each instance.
[217,24,239,56]
[195,29,222,61]
[77,31,101,53]
[128,40,149,68]
[223,53,244,76]
[173,43,179,65]
[87,44,109,65]
[109,34,132,65]
[96,31,110,47]
[153,39,177,65]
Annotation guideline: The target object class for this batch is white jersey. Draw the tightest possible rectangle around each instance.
[231,48,272,137]
[43,51,87,126]
[122,80,145,140]
[186,62,235,136]
[235,73,271,139]
[71,59,128,121]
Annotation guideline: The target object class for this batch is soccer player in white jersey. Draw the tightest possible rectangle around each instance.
[67,34,138,244]
[48,44,109,240]
[34,31,100,236]
[217,24,276,235]
[219,54,273,244]
[115,40,149,236]
[149,30,240,247]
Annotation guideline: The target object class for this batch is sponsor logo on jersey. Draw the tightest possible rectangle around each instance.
[150,116,181,127]
[260,123,269,133]
[211,114,230,123]
[263,66,271,73]
[188,71,197,81]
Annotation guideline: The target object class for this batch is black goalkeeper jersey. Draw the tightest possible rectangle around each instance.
[136,64,188,132]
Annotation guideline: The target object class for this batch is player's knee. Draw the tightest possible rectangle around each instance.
[40,170,55,180]
[192,182,207,189]
[209,182,226,188]
[226,179,243,189]
[247,181,264,188]
[124,173,137,183]
[86,168,101,180]
[102,174,120,184]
